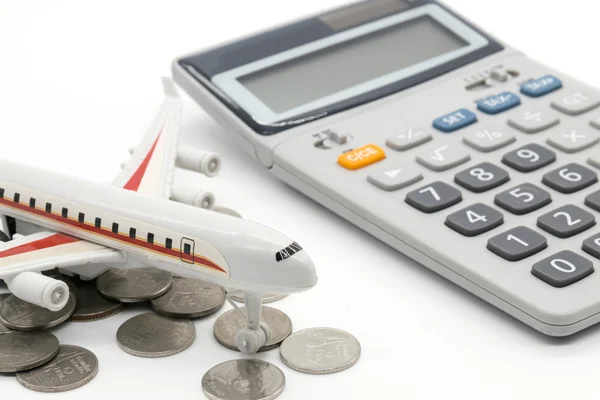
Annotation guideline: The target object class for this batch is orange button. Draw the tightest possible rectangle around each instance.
[337,144,386,170]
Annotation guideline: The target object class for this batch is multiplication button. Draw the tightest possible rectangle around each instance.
[463,125,516,152]
[532,251,594,288]
[405,182,462,214]
[547,127,599,153]
[487,226,547,261]
[367,164,423,191]
[445,203,504,237]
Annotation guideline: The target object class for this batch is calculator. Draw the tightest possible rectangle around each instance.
[172,0,600,336]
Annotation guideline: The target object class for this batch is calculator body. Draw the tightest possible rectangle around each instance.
[173,0,600,336]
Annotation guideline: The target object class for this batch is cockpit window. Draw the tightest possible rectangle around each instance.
[276,241,303,262]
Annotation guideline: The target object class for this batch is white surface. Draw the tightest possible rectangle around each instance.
[1,1,600,399]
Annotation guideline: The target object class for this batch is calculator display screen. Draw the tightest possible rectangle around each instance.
[237,16,468,114]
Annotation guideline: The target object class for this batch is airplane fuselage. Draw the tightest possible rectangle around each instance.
[0,160,318,293]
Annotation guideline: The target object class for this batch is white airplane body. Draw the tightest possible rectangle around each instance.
[0,79,317,354]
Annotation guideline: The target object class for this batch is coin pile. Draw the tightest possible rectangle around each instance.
[0,261,361,399]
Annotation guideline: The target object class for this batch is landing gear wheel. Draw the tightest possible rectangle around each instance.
[260,321,272,344]
[235,328,266,355]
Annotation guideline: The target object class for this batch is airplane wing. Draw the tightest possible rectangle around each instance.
[0,231,124,278]
[112,77,182,198]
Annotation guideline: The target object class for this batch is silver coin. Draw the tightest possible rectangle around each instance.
[65,278,124,322]
[0,293,13,334]
[213,306,292,352]
[213,206,242,218]
[151,278,225,319]
[279,328,361,375]
[0,331,59,373]
[229,293,288,304]
[96,267,172,303]
[116,312,195,358]
[202,359,285,400]
[16,344,99,392]
[0,293,76,331]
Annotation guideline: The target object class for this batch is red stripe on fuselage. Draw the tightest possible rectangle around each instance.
[123,124,163,191]
[0,197,226,273]
[0,233,79,258]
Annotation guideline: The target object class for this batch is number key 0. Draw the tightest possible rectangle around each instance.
[502,143,556,173]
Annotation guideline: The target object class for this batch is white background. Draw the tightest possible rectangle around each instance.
[1,1,600,399]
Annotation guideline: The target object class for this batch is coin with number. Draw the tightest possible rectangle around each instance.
[202,359,285,400]
[213,306,292,352]
[0,331,59,373]
[279,328,361,375]
[96,267,172,303]
[65,278,124,322]
[230,293,288,304]
[0,293,76,331]
[0,293,13,334]
[151,278,225,318]
[16,345,99,392]
[117,312,195,358]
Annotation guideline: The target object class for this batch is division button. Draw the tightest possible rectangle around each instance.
[508,108,560,134]
[367,164,423,191]
[445,203,504,237]
[405,181,462,213]
[532,250,593,288]
[487,226,547,261]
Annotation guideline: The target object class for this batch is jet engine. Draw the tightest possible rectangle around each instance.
[170,185,215,210]
[176,147,222,177]
[6,272,69,311]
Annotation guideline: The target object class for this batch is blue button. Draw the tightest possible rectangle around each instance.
[520,75,563,98]
[433,109,477,133]
[477,92,521,115]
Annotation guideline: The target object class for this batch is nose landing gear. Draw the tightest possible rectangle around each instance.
[226,291,271,355]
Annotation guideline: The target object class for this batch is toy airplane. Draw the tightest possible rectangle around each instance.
[0,78,318,354]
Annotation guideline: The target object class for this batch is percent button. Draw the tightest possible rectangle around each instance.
[463,125,516,152]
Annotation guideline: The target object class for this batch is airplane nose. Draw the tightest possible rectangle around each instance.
[289,249,318,289]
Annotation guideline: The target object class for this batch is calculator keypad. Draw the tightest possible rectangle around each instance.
[508,108,560,134]
[582,233,600,260]
[494,183,552,215]
[532,250,594,288]
[416,144,470,172]
[405,182,462,213]
[546,127,599,153]
[537,205,596,238]
[487,226,547,261]
[502,144,556,172]
[454,162,510,193]
[445,203,504,237]
[542,163,598,193]
[551,90,600,116]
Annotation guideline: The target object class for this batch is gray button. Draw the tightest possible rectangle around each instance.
[585,190,600,212]
[367,164,423,191]
[386,127,432,151]
[542,163,598,194]
[532,250,594,288]
[547,127,599,153]
[463,125,516,152]
[454,162,510,193]
[502,143,556,173]
[583,233,600,260]
[445,203,504,237]
[487,226,547,261]
[589,154,600,170]
[416,144,470,172]
[508,108,560,133]
[551,90,600,115]
[494,183,552,215]
[405,181,462,214]
[537,205,596,238]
